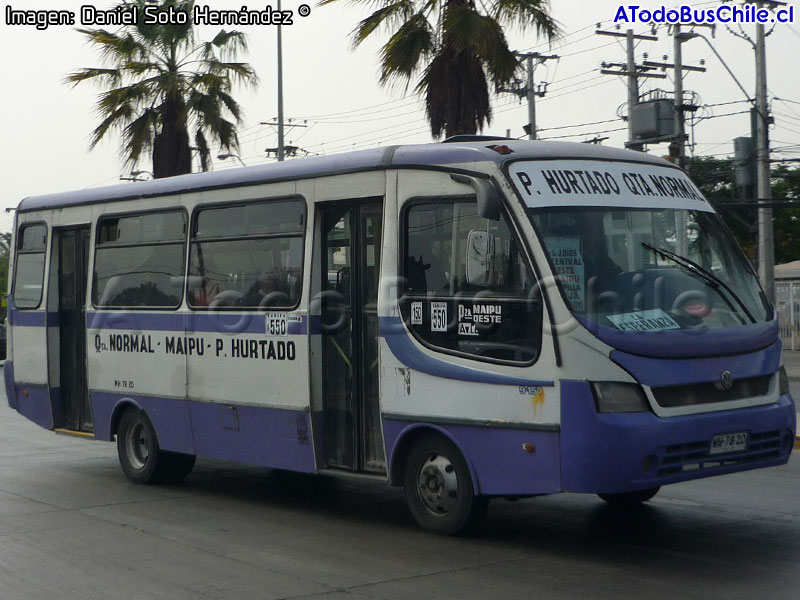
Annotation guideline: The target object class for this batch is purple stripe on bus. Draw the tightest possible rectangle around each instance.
[309,315,323,335]
[90,391,316,471]
[90,392,195,454]
[86,312,307,335]
[188,402,316,472]
[559,379,795,494]
[4,361,16,410]
[611,339,781,388]
[575,314,779,359]
[87,312,183,332]
[382,419,561,496]
[8,310,59,327]
[15,385,53,430]
[378,316,553,387]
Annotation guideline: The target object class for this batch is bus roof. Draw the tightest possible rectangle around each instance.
[17,140,671,213]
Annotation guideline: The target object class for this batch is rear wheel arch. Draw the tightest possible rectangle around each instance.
[110,399,143,440]
[108,398,145,441]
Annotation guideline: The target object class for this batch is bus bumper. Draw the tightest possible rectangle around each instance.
[559,380,796,494]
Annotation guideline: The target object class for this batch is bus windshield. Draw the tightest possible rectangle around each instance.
[530,207,771,331]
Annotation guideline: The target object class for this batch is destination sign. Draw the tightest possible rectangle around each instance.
[508,160,712,211]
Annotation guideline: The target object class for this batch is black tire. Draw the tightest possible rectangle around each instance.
[598,487,660,507]
[403,433,488,535]
[117,409,195,484]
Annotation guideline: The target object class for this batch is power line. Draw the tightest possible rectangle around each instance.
[539,126,627,141]
[538,118,621,133]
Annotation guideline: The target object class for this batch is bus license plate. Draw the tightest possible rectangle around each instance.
[709,431,748,455]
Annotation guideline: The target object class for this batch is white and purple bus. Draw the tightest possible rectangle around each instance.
[5,139,795,534]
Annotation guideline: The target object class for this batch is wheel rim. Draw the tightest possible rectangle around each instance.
[415,452,459,516]
[125,421,151,471]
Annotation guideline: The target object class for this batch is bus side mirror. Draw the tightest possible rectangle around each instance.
[465,230,495,286]
[450,174,501,221]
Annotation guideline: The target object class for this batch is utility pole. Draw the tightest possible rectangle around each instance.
[597,28,661,151]
[640,25,706,257]
[673,25,686,168]
[641,25,708,168]
[755,15,774,303]
[526,54,536,140]
[277,0,285,161]
[499,52,557,139]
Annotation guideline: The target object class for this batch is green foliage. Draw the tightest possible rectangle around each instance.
[66,0,257,178]
[323,0,559,138]
[771,164,800,265]
[688,156,800,265]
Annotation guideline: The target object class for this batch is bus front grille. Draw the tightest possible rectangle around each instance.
[651,375,772,408]
[657,430,784,476]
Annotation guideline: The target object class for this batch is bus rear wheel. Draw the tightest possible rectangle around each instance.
[598,487,660,507]
[117,408,195,484]
[403,433,487,535]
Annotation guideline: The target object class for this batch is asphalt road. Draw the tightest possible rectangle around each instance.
[0,382,798,599]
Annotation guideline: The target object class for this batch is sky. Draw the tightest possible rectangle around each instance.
[1,0,799,233]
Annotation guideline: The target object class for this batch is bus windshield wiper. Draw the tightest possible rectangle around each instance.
[641,242,756,324]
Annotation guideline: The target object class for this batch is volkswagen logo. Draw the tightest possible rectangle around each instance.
[719,370,734,390]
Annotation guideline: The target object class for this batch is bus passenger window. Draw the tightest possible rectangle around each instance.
[401,200,541,364]
[188,199,306,310]
[14,223,48,309]
[93,211,186,309]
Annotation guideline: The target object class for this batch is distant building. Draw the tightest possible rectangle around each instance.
[776,260,800,281]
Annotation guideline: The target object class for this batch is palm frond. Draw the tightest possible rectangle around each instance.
[443,5,517,84]
[209,30,249,60]
[78,28,149,64]
[492,0,560,40]
[352,1,415,48]
[124,61,163,76]
[379,12,434,85]
[64,68,122,87]
[90,102,136,149]
[418,43,490,138]
[121,108,157,164]
[194,129,210,172]
[198,60,257,86]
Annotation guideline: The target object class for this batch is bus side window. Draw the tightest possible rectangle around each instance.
[92,211,186,309]
[401,199,541,364]
[13,223,48,309]
[188,199,306,310]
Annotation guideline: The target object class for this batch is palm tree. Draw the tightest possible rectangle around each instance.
[66,0,257,178]
[322,0,558,138]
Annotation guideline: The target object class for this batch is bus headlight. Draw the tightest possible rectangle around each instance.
[779,366,790,396]
[591,382,651,413]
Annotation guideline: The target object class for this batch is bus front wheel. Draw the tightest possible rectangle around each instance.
[598,487,660,507]
[403,433,488,535]
[117,408,195,484]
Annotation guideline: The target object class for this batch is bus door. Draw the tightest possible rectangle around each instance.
[56,227,92,432]
[319,201,385,473]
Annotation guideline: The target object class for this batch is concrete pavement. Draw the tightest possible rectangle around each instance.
[782,349,800,449]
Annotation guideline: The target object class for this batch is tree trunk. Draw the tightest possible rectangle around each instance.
[152,92,192,178]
